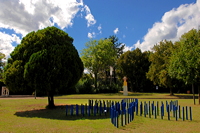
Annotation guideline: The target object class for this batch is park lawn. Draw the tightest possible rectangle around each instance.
[55,92,199,99]
[0,94,199,133]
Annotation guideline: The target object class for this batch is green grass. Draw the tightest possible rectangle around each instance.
[0,93,200,133]
[55,92,199,101]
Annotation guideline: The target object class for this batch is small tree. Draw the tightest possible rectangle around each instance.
[3,26,83,108]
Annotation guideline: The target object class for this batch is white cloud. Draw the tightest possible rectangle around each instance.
[88,32,96,38]
[0,0,85,36]
[123,44,134,52]
[134,0,200,52]
[113,28,119,34]
[0,32,21,59]
[98,24,102,31]
[0,0,96,58]
[84,5,96,27]
[98,24,102,34]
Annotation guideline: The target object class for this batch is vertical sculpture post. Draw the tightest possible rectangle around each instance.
[123,77,128,96]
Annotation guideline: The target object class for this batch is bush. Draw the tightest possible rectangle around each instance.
[97,83,122,93]
[75,78,94,94]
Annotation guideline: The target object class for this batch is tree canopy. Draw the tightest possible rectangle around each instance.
[146,40,178,95]
[169,29,200,84]
[117,48,151,92]
[108,35,125,59]
[0,52,5,80]
[3,26,83,108]
[80,39,117,89]
[168,29,200,104]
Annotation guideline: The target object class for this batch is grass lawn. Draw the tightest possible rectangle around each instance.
[0,93,200,133]
[55,92,199,99]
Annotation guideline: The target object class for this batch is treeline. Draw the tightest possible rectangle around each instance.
[0,27,199,98]
[77,28,200,95]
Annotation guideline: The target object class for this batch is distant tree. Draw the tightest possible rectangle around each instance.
[146,40,179,95]
[108,35,125,58]
[3,26,83,108]
[108,35,125,83]
[81,39,117,89]
[168,29,200,104]
[0,52,5,80]
[117,48,151,92]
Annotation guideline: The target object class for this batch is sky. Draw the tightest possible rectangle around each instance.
[0,0,199,59]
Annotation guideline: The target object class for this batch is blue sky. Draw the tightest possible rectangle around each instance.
[0,0,199,59]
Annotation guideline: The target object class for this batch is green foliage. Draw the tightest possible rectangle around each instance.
[80,36,124,93]
[147,40,173,86]
[0,52,5,80]
[117,48,152,91]
[106,35,125,84]
[108,35,125,58]
[75,74,94,94]
[3,26,83,107]
[146,40,180,95]
[81,39,117,89]
[169,29,200,85]
[97,83,122,93]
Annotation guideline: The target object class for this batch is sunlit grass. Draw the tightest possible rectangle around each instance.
[55,92,199,99]
[0,93,200,133]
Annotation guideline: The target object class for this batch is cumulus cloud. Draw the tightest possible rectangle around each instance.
[0,0,84,36]
[134,0,200,52]
[88,32,96,38]
[0,32,21,59]
[123,44,134,52]
[0,0,96,58]
[113,28,119,34]
[84,5,96,27]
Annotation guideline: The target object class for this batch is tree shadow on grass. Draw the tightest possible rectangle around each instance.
[174,95,199,99]
[14,105,110,121]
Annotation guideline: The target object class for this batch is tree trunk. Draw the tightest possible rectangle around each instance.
[113,67,116,84]
[130,81,133,92]
[192,84,195,105]
[94,72,97,89]
[34,90,36,99]
[170,88,174,96]
[110,75,112,86]
[198,84,200,105]
[47,91,55,108]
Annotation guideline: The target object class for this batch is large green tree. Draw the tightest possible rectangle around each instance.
[3,26,83,108]
[147,40,179,95]
[168,29,200,104]
[81,39,117,89]
[117,48,151,92]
